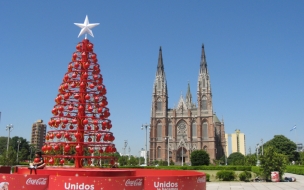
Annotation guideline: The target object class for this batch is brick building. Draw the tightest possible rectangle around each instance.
[149,45,226,165]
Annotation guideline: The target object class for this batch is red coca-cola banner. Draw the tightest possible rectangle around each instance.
[0,174,49,190]
[48,175,144,190]
[143,175,206,190]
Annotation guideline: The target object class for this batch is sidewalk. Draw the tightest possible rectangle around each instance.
[206,173,304,190]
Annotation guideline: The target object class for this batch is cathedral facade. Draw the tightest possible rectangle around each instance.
[149,45,226,165]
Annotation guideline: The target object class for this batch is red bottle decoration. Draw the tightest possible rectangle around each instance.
[43,39,116,168]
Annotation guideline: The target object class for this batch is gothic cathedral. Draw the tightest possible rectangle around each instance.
[150,45,226,165]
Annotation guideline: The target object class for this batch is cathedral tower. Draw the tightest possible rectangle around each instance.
[149,45,225,165]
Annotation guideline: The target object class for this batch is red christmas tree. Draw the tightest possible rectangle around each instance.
[42,38,116,168]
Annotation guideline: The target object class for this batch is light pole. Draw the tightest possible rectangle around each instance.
[142,123,150,166]
[165,136,170,166]
[128,147,131,159]
[30,146,33,162]
[6,124,13,156]
[123,140,128,155]
[17,139,21,163]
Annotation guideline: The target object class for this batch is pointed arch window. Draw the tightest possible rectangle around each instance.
[157,123,162,141]
[202,96,207,110]
[157,146,161,158]
[202,122,208,139]
[168,122,172,137]
[203,79,206,88]
[156,99,162,111]
[192,122,197,139]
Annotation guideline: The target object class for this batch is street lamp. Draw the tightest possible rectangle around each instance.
[165,136,170,166]
[17,139,21,163]
[142,124,150,165]
[6,124,13,156]
[30,145,35,162]
[123,140,128,155]
[128,147,131,159]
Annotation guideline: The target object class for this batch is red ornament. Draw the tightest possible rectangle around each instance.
[88,137,92,142]
[49,158,54,165]
[74,94,80,99]
[64,144,70,152]
[47,145,52,151]
[89,83,95,89]
[72,119,77,124]
[56,133,62,139]
[64,133,70,139]
[89,148,94,153]
[83,119,88,125]
[75,144,81,153]
[87,125,91,130]
[85,94,90,100]
[54,145,60,151]
[60,159,65,165]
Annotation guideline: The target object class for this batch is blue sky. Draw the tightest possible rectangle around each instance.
[0,1,303,156]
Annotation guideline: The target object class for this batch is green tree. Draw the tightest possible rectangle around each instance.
[0,137,9,155]
[0,147,17,166]
[128,156,138,166]
[244,154,257,166]
[299,152,304,165]
[260,146,288,180]
[263,135,297,162]
[118,155,128,166]
[227,152,245,165]
[190,150,210,166]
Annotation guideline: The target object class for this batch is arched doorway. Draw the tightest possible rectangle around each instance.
[176,147,187,164]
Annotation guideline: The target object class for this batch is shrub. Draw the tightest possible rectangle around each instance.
[206,173,210,182]
[238,171,252,181]
[216,170,236,181]
[191,150,210,166]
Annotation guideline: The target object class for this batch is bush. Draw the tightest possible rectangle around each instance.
[191,150,210,166]
[206,173,210,182]
[216,170,236,181]
[238,171,252,181]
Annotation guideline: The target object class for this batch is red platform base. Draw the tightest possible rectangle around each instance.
[0,167,206,190]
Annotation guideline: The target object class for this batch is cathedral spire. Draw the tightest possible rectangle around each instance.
[200,44,208,74]
[186,82,192,104]
[157,46,165,76]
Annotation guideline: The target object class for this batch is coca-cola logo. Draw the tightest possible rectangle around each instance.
[197,176,206,183]
[125,179,143,186]
[26,178,48,185]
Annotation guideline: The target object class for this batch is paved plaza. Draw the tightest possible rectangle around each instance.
[206,173,304,190]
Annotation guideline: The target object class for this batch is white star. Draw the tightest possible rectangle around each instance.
[74,15,99,38]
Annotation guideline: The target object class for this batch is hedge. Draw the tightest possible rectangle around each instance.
[286,166,304,175]
[119,165,252,171]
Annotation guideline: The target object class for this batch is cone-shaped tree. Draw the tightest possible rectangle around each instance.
[42,39,116,168]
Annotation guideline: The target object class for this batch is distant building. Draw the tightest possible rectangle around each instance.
[231,129,246,155]
[30,120,47,150]
[297,143,303,152]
